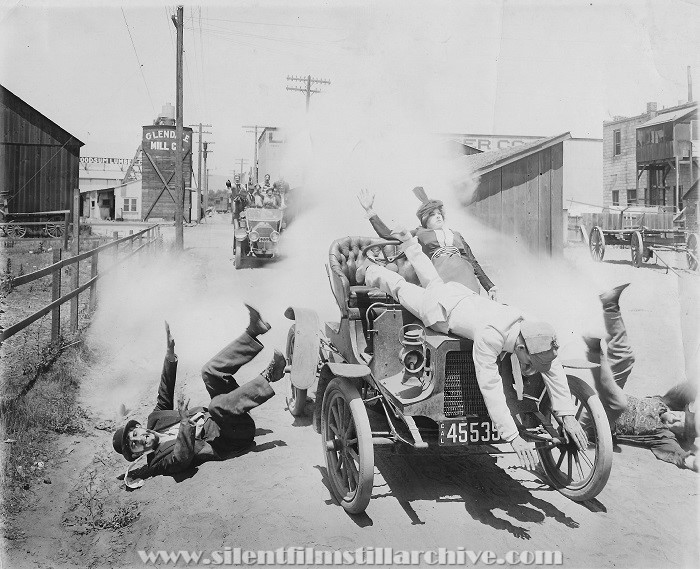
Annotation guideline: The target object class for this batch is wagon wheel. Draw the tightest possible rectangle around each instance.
[234,241,243,269]
[630,231,644,268]
[321,378,374,514]
[686,233,698,272]
[535,376,612,502]
[7,222,26,238]
[589,226,605,262]
[45,223,64,238]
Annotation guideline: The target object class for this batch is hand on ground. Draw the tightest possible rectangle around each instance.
[510,435,539,469]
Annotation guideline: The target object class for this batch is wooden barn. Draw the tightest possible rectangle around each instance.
[0,84,84,215]
[463,132,569,258]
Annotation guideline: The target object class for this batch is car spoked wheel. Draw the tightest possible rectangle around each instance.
[535,376,612,502]
[285,325,307,416]
[321,378,374,514]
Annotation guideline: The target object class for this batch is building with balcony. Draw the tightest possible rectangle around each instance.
[603,101,697,210]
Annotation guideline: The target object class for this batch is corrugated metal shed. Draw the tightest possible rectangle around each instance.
[1,84,84,214]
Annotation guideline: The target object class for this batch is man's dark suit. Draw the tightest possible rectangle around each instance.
[131,333,274,479]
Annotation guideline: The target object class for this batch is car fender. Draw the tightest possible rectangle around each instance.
[317,362,371,400]
[284,306,322,390]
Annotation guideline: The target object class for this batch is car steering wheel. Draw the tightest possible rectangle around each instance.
[361,240,405,267]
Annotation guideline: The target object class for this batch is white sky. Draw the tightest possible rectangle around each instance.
[1,0,698,178]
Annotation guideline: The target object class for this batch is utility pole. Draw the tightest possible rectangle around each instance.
[203,141,213,219]
[171,6,184,249]
[286,75,330,112]
[231,159,249,177]
[242,125,274,184]
[188,122,212,223]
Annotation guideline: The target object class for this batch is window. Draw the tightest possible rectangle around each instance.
[613,130,621,155]
[123,198,137,212]
[612,190,619,206]
[627,189,637,205]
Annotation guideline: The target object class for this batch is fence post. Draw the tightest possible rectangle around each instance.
[63,211,70,251]
[89,251,98,311]
[112,231,119,264]
[51,247,62,343]
[129,230,134,253]
[70,188,80,333]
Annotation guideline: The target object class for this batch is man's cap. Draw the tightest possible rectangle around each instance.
[112,419,140,462]
[520,319,559,373]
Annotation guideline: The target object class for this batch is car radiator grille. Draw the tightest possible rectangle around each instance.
[443,351,490,418]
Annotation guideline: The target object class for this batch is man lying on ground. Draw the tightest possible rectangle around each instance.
[356,227,588,469]
[358,188,498,299]
[585,283,698,471]
[112,305,286,487]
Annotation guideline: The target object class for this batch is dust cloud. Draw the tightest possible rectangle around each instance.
[271,112,612,360]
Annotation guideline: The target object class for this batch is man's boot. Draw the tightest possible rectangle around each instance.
[260,350,286,383]
[245,304,271,337]
[599,283,630,313]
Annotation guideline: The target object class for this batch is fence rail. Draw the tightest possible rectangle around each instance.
[1,225,161,344]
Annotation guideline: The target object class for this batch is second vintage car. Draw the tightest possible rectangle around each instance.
[233,206,284,269]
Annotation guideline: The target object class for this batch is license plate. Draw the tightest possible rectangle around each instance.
[439,418,501,445]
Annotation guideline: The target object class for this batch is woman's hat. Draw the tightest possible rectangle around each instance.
[413,186,443,227]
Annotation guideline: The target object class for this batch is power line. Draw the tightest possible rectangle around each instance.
[121,8,156,116]
[186,15,342,31]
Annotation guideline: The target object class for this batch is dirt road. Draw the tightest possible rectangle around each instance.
[4,212,698,568]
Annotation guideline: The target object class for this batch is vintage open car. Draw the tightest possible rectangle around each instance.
[233,207,284,269]
[284,236,613,514]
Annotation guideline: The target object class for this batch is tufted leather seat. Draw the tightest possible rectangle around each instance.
[328,236,419,317]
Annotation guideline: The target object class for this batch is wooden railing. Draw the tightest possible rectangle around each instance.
[1,225,161,344]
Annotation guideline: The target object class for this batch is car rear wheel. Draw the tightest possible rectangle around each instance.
[322,378,374,514]
[535,376,612,502]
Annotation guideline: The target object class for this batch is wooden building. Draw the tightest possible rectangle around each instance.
[603,101,697,209]
[141,124,193,221]
[0,84,83,214]
[635,104,697,209]
[463,132,569,258]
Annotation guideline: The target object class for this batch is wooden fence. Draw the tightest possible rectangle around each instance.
[1,225,161,344]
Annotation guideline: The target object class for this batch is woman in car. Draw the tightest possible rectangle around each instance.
[357,187,497,298]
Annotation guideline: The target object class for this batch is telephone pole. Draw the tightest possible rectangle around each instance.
[286,75,330,112]
[188,123,212,222]
[202,141,213,220]
[171,5,184,249]
[231,159,249,178]
[242,125,274,184]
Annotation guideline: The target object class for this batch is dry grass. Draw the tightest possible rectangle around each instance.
[1,237,101,515]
